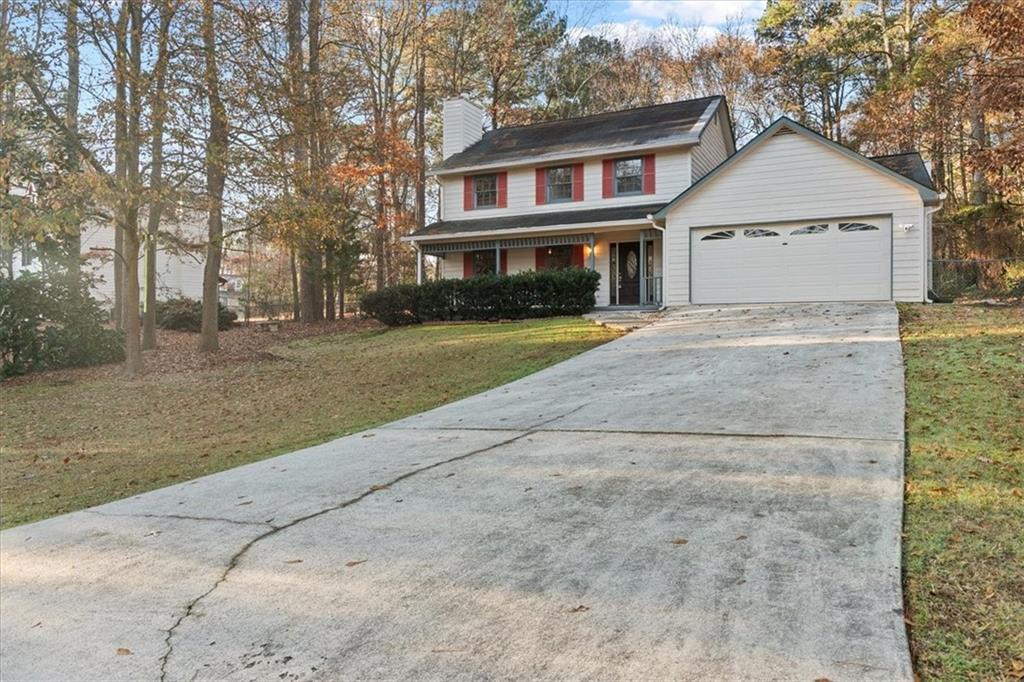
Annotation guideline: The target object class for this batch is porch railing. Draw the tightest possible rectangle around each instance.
[642,276,663,306]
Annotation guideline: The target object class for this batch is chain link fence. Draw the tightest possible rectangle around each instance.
[929,257,1024,301]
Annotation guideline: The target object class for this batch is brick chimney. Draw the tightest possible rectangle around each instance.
[442,98,484,160]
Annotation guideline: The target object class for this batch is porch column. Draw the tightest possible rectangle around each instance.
[588,234,595,271]
[495,245,501,274]
[415,245,423,284]
[639,238,647,305]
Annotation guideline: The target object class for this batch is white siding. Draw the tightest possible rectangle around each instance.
[80,219,206,307]
[664,131,927,304]
[690,112,729,183]
[439,148,691,221]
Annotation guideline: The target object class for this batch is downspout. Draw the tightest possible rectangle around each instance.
[923,198,945,303]
[646,214,666,309]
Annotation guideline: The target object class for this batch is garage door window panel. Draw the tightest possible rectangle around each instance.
[838,222,879,232]
[791,224,828,235]
[744,228,780,238]
[701,230,736,241]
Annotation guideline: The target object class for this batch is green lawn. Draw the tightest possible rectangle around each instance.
[899,303,1024,680]
[0,317,619,529]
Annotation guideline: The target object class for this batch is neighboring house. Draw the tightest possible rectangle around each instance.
[406,96,941,306]
[79,215,207,307]
[12,214,207,306]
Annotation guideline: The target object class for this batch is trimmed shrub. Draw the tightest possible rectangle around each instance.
[155,297,237,332]
[361,268,601,326]
[0,273,124,377]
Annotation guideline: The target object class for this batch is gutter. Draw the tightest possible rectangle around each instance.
[429,135,700,177]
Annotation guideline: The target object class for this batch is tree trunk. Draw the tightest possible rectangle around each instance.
[968,54,989,205]
[414,10,426,233]
[878,0,893,74]
[337,269,346,318]
[199,0,227,352]
[142,0,173,350]
[112,3,127,331]
[123,0,144,373]
[323,239,335,321]
[64,0,81,294]
[289,248,300,321]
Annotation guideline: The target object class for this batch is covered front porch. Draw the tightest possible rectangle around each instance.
[413,227,664,308]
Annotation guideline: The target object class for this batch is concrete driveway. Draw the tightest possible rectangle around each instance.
[0,303,911,681]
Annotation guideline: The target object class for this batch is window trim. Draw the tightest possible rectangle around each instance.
[545,166,574,204]
[613,157,644,197]
[473,173,498,209]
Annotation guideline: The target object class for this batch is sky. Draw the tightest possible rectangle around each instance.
[561,0,768,46]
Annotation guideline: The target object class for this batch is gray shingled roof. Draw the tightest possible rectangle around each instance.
[435,96,723,172]
[412,203,665,238]
[870,152,935,190]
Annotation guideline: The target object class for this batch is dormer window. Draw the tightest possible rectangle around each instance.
[614,158,644,195]
[473,174,498,208]
[546,166,574,203]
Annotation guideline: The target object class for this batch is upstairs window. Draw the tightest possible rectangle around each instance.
[474,174,498,208]
[546,166,574,203]
[614,158,643,195]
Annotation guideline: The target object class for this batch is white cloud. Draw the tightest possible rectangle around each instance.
[569,20,721,52]
[627,0,766,26]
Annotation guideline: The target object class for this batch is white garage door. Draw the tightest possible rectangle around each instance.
[691,216,891,304]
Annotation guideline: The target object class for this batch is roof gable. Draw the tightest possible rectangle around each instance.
[434,96,724,174]
[654,117,941,219]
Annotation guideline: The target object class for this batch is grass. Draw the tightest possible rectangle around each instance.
[899,303,1024,681]
[0,317,619,529]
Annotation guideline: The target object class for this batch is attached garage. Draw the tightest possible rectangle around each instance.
[657,118,942,305]
[690,216,891,304]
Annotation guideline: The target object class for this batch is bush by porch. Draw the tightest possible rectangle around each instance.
[361,269,601,326]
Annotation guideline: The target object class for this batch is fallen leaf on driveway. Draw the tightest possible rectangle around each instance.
[237,500,253,506]
[116,648,132,656]
[369,484,389,491]
[569,605,589,613]
[284,559,302,564]
[735,535,748,541]
[345,560,367,567]
[670,538,688,545]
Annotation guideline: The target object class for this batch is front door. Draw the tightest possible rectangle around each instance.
[617,241,640,305]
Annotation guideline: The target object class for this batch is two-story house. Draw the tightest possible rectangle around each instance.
[406,96,941,306]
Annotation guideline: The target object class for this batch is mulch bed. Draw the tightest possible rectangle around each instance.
[5,316,382,386]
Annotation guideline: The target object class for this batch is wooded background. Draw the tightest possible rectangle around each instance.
[2,0,1021,372]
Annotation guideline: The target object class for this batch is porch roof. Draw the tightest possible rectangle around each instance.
[410,203,665,240]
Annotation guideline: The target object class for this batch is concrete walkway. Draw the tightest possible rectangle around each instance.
[0,303,912,681]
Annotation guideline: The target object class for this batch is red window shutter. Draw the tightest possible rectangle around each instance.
[535,247,545,271]
[497,172,508,208]
[463,251,473,278]
[535,168,546,205]
[463,176,474,211]
[602,159,614,198]
[572,163,584,201]
[572,244,585,269]
[500,250,508,274]
[642,154,656,194]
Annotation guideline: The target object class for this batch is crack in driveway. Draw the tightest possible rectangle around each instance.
[157,404,588,681]
[84,510,278,529]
